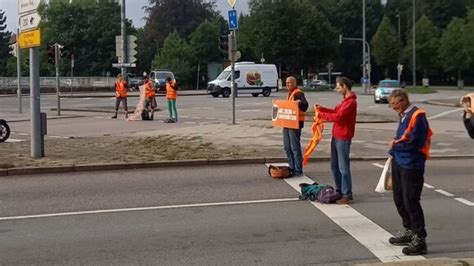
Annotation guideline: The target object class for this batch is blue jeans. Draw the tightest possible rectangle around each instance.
[167,99,177,121]
[330,137,352,197]
[283,128,303,175]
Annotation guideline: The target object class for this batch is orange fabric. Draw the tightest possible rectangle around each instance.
[115,80,127,97]
[144,80,155,98]
[166,80,177,99]
[303,108,324,166]
[287,88,305,121]
[395,109,433,159]
[272,100,300,129]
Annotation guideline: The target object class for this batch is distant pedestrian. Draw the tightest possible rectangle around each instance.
[165,76,178,123]
[387,89,432,256]
[283,76,309,177]
[143,75,156,120]
[112,74,128,119]
[316,77,357,204]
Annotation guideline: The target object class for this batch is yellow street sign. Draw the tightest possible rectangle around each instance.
[227,0,237,8]
[19,28,41,49]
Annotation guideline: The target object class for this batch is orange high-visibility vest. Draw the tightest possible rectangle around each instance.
[395,109,433,159]
[115,80,127,97]
[288,88,305,121]
[144,80,155,98]
[166,81,177,100]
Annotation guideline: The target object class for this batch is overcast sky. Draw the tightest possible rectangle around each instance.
[0,0,249,33]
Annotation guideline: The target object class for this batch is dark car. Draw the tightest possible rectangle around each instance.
[125,73,143,90]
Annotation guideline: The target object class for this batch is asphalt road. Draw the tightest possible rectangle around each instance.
[0,159,472,264]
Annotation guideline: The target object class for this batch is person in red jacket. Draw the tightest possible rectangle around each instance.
[316,77,357,204]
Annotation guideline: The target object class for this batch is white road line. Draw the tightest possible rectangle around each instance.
[5,138,24,143]
[368,106,379,109]
[423,183,435,189]
[17,133,29,136]
[434,189,454,197]
[0,198,299,222]
[427,108,463,120]
[454,198,474,207]
[267,162,424,263]
[268,163,425,262]
[372,163,385,168]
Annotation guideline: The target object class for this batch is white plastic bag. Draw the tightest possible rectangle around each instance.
[375,157,392,193]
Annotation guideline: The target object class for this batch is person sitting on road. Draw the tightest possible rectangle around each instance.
[461,93,474,139]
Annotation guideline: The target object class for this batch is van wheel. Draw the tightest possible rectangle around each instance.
[211,93,219,98]
[262,88,271,97]
[251,93,259,97]
[222,88,231,98]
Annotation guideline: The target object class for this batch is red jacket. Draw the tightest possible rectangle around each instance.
[319,92,357,140]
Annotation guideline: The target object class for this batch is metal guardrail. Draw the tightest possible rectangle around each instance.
[0,77,116,89]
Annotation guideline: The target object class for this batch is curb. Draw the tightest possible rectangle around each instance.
[1,155,473,177]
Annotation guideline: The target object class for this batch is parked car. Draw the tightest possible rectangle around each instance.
[374,79,402,103]
[310,79,328,88]
[126,73,143,90]
[150,70,175,91]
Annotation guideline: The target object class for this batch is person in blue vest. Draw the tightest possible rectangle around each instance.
[387,89,432,256]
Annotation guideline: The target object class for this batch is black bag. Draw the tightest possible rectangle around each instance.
[141,111,150,120]
[463,112,474,139]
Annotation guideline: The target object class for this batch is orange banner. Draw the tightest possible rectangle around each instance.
[272,100,300,129]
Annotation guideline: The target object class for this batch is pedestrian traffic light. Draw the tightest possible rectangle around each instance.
[339,34,343,44]
[218,32,229,58]
[47,45,55,65]
[60,46,70,58]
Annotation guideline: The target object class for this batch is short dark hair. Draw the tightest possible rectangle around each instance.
[166,77,172,82]
[389,89,409,102]
[336,77,353,90]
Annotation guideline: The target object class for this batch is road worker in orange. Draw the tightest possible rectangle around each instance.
[165,76,178,122]
[112,74,128,119]
[143,75,157,120]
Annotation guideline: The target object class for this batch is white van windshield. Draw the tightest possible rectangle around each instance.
[217,70,231,80]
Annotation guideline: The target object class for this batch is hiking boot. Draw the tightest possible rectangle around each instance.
[389,229,414,246]
[336,195,353,204]
[402,235,427,255]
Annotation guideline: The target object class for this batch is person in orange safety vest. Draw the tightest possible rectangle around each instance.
[143,75,157,120]
[165,77,178,123]
[112,74,128,119]
[387,89,432,256]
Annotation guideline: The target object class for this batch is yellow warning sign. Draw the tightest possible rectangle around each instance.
[19,28,41,49]
[227,0,236,8]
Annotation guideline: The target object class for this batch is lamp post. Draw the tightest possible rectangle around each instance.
[396,11,401,42]
[412,0,416,88]
[362,0,367,94]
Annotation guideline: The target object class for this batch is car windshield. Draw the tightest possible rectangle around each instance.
[156,72,174,80]
[217,70,231,80]
[379,81,400,87]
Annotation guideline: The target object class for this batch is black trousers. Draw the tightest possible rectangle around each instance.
[392,159,427,238]
[115,97,128,111]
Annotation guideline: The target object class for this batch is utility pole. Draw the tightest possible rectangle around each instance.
[120,0,127,77]
[55,43,61,116]
[362,0,367,94]
[230,31,236,125]
[16,28,22,113]
[412,0,416,88]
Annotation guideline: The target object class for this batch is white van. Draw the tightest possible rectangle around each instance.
[207,62,278,97]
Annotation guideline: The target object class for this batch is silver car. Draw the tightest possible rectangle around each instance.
[374,80,401,103]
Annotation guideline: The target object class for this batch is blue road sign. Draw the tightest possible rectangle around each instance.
[228,10,238,30]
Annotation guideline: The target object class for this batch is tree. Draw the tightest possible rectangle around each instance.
[140,0,219,73]
[404,16,440,78]
[421,0,467,29]
[151,31,193,87]
[464,10,474,70]
[439,17,467,84]
[40,0,133,76]
[371,15,401,77]
[0,10,12,76]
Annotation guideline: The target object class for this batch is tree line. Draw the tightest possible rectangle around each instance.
[0,0,473,88]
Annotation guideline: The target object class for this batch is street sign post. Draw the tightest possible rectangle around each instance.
[227,0,237,8]
[18,0,41,14]
[228,10,238,30]
[112,63,136,68]
[19,12,41,32]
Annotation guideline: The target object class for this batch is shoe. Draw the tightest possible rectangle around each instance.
[402,235,427,255]
[389,229,414,246]
[111,114,117,119]
[336,196,352,204]
[294,173,304,177]
[124,113,129,119]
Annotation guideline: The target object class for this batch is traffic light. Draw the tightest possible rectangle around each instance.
[60,46,70,58]
[47,44,55,65]
[339,34,343,44]
[218,32,229,58]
